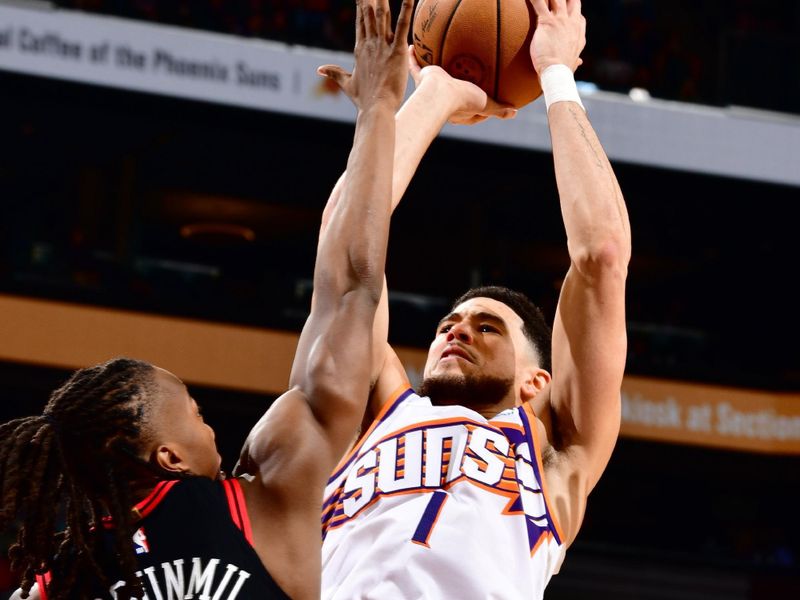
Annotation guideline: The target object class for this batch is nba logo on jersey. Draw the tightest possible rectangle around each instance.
[132,527,150,555]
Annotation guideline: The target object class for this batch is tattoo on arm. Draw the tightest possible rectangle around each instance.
[567,104,605,169]
[567,105,628,231]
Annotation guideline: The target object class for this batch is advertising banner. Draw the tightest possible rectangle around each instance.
[2,3,798,185]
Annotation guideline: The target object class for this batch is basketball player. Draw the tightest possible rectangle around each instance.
[319,0,630,598]
[1,0,413,598]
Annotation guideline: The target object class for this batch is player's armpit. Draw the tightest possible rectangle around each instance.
[366,344,411,422]
[540,443,594,548]
[234,390,332,598]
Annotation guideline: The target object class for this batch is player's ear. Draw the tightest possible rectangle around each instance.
[520,368,550,401]
[154,443,192,475]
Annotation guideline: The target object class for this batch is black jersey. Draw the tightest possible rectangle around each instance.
[36,477,290,600]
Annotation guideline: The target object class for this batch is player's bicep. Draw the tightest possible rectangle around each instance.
[549,264,626,479]
[291,294,377,443]
[237,388,343,491]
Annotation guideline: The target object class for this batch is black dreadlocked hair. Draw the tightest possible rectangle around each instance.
[452,285,553,373]
[0,357,167,600]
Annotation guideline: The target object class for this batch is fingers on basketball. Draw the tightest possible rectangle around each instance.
[411,0,542,108]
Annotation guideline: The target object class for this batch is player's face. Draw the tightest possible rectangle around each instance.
[151,368,222,479]
[424,297,532,388]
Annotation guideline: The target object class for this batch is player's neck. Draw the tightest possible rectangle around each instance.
[432,395,516,419]
[420,373,516,418]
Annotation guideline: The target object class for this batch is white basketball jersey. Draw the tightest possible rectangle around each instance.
[321,388,565,599]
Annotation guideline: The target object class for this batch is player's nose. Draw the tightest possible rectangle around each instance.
[446,322,473,344]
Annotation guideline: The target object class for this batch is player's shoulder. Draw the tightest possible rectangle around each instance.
[137,477,227,518]
[165,475,221,496]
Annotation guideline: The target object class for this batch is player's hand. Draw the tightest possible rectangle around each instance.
[528,0,586,75]
[317,0,414,112]
[408,47,517,125]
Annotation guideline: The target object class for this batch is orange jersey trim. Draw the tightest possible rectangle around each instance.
[327,386,413,484]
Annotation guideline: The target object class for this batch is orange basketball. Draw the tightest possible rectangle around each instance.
[411,0,541,109]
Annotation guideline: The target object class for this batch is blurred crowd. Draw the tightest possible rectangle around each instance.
[56,0,800,113]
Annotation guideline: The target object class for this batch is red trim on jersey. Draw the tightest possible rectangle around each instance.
[35,572,51,600]
[33,480,183,597]
[223,478,255,547]
[133,480,179,519]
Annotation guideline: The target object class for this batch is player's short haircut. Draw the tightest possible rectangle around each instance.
[452,285,552,372]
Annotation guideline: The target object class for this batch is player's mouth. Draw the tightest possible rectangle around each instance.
[440,345,473,363]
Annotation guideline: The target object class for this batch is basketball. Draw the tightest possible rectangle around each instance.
[411,0,541,108]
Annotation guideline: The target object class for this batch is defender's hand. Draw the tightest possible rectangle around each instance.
[317,0,414,113]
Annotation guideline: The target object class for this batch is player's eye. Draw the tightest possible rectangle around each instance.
[479,324,498,333]
[438,324,453,334]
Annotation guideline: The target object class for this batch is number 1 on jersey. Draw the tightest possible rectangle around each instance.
[411,491,448,547]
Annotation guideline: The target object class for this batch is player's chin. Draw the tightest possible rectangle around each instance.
[430,365,470,380]
[437,356,474,370]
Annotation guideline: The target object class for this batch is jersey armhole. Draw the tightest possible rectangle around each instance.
[222,478,255,547]
[521,402,566,545]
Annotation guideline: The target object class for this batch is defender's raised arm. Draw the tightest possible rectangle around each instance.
[232,0,414,596]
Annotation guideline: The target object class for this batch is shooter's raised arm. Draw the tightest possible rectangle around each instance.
[529,0,632,547]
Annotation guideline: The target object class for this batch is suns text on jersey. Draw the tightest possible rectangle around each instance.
[323,419,551,539]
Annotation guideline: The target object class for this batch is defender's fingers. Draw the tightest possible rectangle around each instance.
[375,0,390,39]
[393,0,415,49]
[355,0,366,42]
[567,0,581,16]
[550,0,567,14]
[317,65,352,89]
[363,1,378,38]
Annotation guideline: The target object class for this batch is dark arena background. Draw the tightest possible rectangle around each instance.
[1,0,799,598]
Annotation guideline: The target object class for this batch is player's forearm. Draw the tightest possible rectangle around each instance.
[391,77,458,209]
[319,104,396,298]
[318,79,451,391]
[358,80,456,382]
[548,102,631,273]
[293,105,395,405]
[320,77,452,238]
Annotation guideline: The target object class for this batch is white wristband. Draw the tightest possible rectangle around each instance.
[540,64,585,112]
